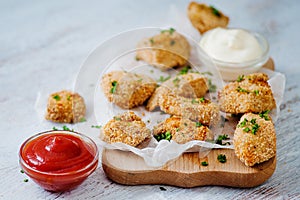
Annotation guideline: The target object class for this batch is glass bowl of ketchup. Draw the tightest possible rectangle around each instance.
[19,130,99,192]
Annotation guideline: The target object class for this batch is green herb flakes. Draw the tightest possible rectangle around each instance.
[53,95,60,101]
[210,5,221,17]
[154,131,172,142]
[201,161,208,166]
[170,40,176,46]
[179,66,191,75]
[79,117,87,122]
[195,122,202,127]
[254,90,259,95]
[91,125,102,129]
[217,154,227,163]
[110,81,118,94]
[161,28,176,35]
[20,169,24,173]
[259,110,270,121]
[236,86,250,93]
[23,179,29,183]
[172,77,180,87]
[237,75,245,82]
[158,75,171,82]
[208,79,217,92]
[215,134,230,145]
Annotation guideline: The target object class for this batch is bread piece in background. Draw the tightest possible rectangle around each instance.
[136,28,190,70]
[187,2,229,34]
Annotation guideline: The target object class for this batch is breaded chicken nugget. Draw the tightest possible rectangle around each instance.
[234,113,276,167]
[147,73,208,111]
[101,71,156,109]
[153,116,213,144]
[101,112,151,147]
[159,92,220,126]
[136,28,190,70]
[187,2,229,34]
[45,90,86,123]
[218,73,276,114]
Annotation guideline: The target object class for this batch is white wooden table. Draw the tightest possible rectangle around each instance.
[1,0,299,199]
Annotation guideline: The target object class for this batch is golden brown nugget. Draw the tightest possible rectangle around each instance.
[234,113,276,167]
[153,116,213,144]
[146,73,208,111]
[187,2,229,34]
[101,71,156,109]
[218,73,276,114]
[136,28,190,70]
[45,90,86,123]
[101,112,151,147]
[159,92,220,126]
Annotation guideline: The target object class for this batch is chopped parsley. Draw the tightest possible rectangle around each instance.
[62,125,74,132]
[150,38,154,44]
[217,154,227,163]
[208,79,217,92]
[53,95,61,101]
[201,71,213,76]
[161,28,176,35]
[67,95,71,101]
[176,128,180,132]
[178,66,191,75]
[199,97,205,103]
[110,81,118,94]
[191,99,199,104]
[184,122,188,126]
[91,125,102,129]
[237,75,245,82]
[238,118,260,135]
[52,126,58,131]
[137,78,143,82]
[195,122,202,127]
[170,40,176,46]
[259,110,270,121]
[172,77,180,87]
[254,90,259,95]
[154,131,172,142]
[236,86,250,93]
[20,169,24,173]
[114,117,121,121]
[201,161,208,166]
[23,179,29,183]
[215,134,230,145]
[79,117,87,122]
[210,5,221,17]
[158,75,171,82]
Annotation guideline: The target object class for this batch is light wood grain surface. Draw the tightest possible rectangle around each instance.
[1,0,300,199]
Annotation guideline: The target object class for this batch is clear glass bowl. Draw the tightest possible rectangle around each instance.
[19,130,99,192]
[200,28,270,81]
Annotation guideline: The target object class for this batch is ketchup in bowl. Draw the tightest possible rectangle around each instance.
[19,130,98,192]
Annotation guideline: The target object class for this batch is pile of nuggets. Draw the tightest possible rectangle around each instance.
[45,2,277,167]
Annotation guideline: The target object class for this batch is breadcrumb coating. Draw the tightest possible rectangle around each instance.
[45,90,86,123]
[234,113,276,167]
[136,30,190,70]
[159,91,220,126]
[101,71,156,109]
[101,112,151,147]
[187,2,229,34]
[147,73,208,111]
[153,116,213,144]
[218,73,276,114]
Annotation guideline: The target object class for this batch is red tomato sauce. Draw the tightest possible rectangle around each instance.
[21,133,94,173]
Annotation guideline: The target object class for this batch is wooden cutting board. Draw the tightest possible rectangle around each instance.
[102,58,276,188]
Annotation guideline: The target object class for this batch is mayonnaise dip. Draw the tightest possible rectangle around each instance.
[199,27,263,64]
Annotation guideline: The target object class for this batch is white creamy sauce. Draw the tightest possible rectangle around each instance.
[199,27,263,63]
